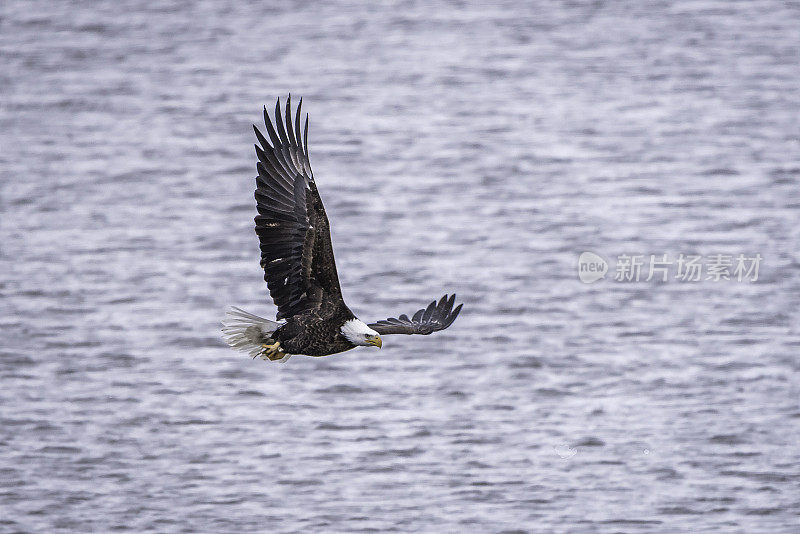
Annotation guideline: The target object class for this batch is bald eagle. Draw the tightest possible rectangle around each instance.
[222,96,462,362]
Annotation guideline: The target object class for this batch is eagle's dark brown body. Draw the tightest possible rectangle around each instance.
[272,301,357,356]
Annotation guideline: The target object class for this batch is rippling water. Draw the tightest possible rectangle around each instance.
[2,1,799,532]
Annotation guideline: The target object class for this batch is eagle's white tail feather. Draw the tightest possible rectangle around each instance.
[221,307,288,361]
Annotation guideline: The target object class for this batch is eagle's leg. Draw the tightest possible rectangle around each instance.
[259,341,286,361]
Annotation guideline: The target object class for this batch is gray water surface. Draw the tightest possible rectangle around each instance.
[2,1,799,532]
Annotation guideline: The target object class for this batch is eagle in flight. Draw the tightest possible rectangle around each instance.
[223,96,462,362]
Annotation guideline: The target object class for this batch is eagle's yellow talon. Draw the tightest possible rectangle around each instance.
[259,341,285,361]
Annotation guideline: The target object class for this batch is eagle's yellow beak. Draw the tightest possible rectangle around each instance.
[367,335,382,348]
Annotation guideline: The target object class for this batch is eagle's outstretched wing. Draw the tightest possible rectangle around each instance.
[253,95,343,320]
[368,294,462,335]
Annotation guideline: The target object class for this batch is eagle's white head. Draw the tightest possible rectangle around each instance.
[341,318,382,348]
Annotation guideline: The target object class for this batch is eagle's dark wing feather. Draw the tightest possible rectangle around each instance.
[254,95,343,320]
[368,294,463,335]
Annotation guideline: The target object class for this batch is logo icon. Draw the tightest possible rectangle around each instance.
[553,444,578,459]
[578,251,608,283]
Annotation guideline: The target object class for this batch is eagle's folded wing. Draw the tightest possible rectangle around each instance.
[368,294,462,335]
